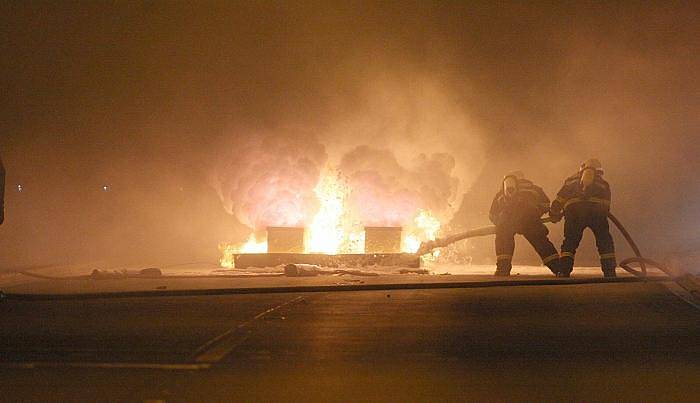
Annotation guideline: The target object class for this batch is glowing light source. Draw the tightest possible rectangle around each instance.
[218,171,444,267]
[402,209,442,262]
[305,170,349,254]
[219,234,267,268]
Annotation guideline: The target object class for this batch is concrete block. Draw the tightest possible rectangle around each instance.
[267,227,305,253]
[364,227,402,253]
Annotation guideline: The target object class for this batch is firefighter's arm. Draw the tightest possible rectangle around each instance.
[600,180,611,203]
[593,179,611,213]
[488,195,501,225]
[534,185,551,217]
[549,185,568,223]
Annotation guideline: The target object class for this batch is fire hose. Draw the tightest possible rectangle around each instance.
[416,212,672,278]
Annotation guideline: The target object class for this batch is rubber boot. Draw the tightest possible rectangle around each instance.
[495,260,512,277]
[558,255,574,277]
[602,269,617,278]
[602,260,617,278]
[545,259,562,277]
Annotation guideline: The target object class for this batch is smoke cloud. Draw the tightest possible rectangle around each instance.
[339,146,459,226]
[1,1,698,267]
[210,130,327,232]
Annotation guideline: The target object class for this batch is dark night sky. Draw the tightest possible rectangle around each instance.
[1,1,699,267]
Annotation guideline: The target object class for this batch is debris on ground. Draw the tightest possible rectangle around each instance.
[284,264,321,277]
[398,269,431,275]
[90,269,128,280]
[284,263,380,277]
[139,268,163,277]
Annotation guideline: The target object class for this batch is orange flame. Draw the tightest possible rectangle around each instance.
[219,170,442,267]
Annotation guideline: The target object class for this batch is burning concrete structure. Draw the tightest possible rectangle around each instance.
[211,135,458,269]
[266,226,403,254]
[226,225,420,270]
[364,227,402,254]
[266,227,305,253]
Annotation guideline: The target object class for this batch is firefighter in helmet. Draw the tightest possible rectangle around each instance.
[550,159,616,277]
[489,171,561,276]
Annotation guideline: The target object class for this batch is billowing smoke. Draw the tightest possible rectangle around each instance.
[321,74,486,230]
[210,73,485,236]
[2,1,698,268]
[210,131,327,232]
[339,146,459,226]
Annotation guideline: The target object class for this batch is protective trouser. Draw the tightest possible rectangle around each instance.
[560,212,616,276]
[495,221,560,275]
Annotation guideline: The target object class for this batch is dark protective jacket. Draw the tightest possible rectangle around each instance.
[489,178,551,229]
[0,156,4,225]
[552,170,611,216]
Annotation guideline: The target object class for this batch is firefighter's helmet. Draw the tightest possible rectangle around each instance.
[579,159,602,188]
[580,158,602,172]
[502,171,524,197]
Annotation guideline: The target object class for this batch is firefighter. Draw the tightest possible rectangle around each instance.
[550,159,616,277]
[489,171,561,276]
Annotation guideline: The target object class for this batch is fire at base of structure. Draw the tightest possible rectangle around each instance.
[219,223,438,268]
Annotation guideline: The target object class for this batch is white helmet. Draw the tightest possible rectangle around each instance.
[580,158,602,172]
[579,159,602,188]
[503,170,524,181]
[503,171,524,197]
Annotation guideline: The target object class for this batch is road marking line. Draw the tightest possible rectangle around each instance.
[0,296,308,371]
[0,362,210,370]
[663,281,700,311]
[193,296,305,363]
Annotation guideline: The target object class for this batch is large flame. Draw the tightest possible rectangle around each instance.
[401,209,442,264]
[402,209,441,253]
[219,169,443,267]
[219,234,267,268]
[305,170,362,254]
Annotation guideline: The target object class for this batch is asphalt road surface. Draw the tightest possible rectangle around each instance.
[1,279,699,402]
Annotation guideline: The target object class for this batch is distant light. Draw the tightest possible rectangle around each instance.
[101,185,110,192]
[16,184,23,192]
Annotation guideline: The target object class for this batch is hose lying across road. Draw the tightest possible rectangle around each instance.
[0,276,669,301]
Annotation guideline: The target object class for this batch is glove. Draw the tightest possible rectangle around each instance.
[549,202,563,223]
[549,212,562,223]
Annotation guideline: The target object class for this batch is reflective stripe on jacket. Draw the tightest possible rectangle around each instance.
[489,179,551,225]
[554,171,611,213]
